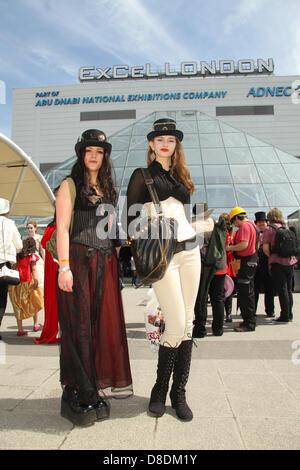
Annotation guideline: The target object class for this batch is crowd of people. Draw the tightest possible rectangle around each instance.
[0,120,298,428]
[192,205,298,338]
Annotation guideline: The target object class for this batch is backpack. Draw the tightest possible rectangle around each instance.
[269,224,297,258]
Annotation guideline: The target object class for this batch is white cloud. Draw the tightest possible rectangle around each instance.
[287,26,300,75]
[219,0,300,76]
[223,0,265,35]
[9,0,300,80]
[30,47,78,79]
[91,0,193,63]
[21,0,194,67]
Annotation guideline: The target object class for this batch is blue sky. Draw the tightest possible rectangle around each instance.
[0,0,300,138]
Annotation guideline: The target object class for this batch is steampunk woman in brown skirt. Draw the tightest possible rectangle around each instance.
[56,129,132,426]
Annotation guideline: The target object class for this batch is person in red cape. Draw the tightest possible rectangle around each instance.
[34,220,59,344]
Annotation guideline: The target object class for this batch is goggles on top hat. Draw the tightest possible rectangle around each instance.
[147,118,184,142]
[75,129,112,157]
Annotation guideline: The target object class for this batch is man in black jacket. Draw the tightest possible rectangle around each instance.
[254,212,275,317]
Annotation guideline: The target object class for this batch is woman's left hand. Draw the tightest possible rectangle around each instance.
[58,270,73,292]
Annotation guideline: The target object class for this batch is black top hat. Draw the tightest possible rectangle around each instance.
[147,118,184,142]
[255,211,267,222]
[75,129,112,157]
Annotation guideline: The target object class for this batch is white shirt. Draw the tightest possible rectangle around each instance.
[0,216,23,263]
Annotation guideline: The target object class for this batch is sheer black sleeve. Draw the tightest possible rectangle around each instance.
[121,168,148,237]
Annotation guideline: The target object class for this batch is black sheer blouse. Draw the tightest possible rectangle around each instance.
[122,160,191,232]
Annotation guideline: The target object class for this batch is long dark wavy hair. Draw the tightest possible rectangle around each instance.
[70,148,117,206]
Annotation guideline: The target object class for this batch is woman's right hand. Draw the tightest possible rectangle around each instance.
[58,270,73,292]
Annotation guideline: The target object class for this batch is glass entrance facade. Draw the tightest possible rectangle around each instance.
[45,110,300,223]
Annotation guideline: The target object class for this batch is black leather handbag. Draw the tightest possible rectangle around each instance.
[130,168,177,286]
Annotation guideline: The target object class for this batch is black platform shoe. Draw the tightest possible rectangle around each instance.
[94,397,111,420]
[61,386,97,426]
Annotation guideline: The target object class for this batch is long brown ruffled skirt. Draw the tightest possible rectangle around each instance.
[56,243,132,404]
[9,280,44,320]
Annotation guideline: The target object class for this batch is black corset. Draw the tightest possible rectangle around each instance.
[70,189,113,253]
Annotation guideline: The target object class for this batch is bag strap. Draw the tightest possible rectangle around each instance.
[250,220,260,252]
[140,168,163,216]
[65,177,76,232]
[1,218,6,259]
[269,223,287,231]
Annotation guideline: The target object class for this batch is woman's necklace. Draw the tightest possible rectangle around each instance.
[90,182,103,195]
[89,182,104,206]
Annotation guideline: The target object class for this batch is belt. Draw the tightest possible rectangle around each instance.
[174,236,197,254]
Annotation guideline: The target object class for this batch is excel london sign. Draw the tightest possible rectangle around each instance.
[79,58,274,82]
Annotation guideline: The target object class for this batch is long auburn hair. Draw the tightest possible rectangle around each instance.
[147,138,195,193]
[70,148,117,206]
[26,219,37,230]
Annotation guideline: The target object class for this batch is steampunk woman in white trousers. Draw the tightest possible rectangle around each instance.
[124,119,200,420]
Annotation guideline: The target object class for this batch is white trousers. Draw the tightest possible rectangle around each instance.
[152,247,201,348]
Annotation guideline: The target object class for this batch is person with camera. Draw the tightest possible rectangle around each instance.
[226,207,258,332]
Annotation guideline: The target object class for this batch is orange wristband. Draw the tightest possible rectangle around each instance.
[59,259,69,264]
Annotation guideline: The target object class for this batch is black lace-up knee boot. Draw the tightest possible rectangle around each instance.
[148,345,178,417]
[169,340,193,421]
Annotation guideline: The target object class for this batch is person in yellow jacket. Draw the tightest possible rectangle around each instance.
[226,207,259,332]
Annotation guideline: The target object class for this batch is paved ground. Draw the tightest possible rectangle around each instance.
[0,286,299,451]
